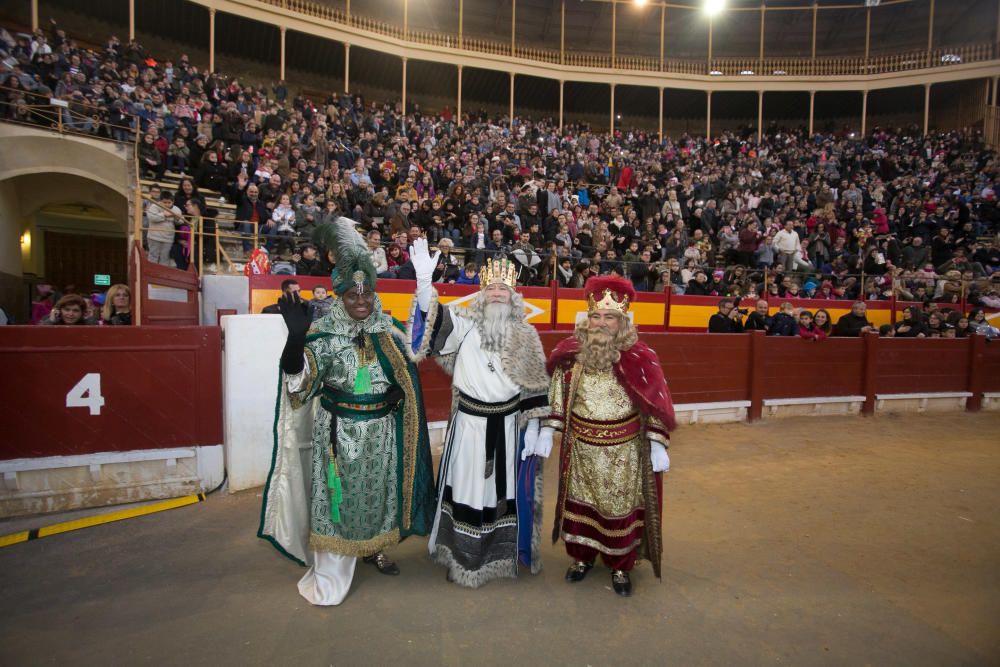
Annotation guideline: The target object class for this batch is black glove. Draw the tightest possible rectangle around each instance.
[385,385,405,411]
[278,292,310,375]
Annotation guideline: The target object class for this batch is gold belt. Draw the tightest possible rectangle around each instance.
[569,413,640,445]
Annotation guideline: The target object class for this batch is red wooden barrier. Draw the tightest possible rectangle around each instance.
[421,331,1000,422]
[0,326,222,459]
[132,242,200,326]
[874,338,971,395]
[759,336,866,400]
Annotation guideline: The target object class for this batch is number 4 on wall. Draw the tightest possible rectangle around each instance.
[66,373,105,416]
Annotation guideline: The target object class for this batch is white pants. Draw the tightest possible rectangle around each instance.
[297,551,357,606]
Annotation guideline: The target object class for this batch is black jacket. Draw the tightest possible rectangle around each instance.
[768,312,799,337]
[295,257,326,277]
[744,312,770,331]
[709,312,744,333]
[834,312,872,337]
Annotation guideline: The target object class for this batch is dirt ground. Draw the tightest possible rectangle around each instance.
[1,412,999,666]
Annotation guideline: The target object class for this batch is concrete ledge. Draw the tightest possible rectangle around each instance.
[982,392,1000,411]
[0,445,223,519]
[764,395,865,418]
[674,401,750,425]
[876,391,973,413]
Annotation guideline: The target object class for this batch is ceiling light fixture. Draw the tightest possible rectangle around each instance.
[704,0,726,17]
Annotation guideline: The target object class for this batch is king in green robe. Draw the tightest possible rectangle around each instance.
[258,217,435,606]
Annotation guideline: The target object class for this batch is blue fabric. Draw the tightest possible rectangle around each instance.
[516,430,537,569]
[410,307,426,354]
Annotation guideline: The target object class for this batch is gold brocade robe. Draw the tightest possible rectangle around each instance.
[545,364,669,567]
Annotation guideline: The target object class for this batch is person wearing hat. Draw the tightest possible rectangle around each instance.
[542,275,676,597]
[260,217,436,606]
[410,239,550,588]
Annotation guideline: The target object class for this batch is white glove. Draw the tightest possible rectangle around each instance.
[521,418,540,461]
[534,426,555,459]
[409,237,439,312]
[650,441,670,473]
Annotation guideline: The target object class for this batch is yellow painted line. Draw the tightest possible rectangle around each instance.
[0,493,206,547]
[0,531,30,547]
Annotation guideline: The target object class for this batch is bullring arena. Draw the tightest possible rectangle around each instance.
[1,0,1000,664]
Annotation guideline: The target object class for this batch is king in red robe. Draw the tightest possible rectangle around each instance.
[537,275,676,597]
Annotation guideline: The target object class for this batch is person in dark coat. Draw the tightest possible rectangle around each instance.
[294,244,326,276]
[767,302,799,336]
[744,299,771,331]
[708,299,745,333]
[893,306,929,337]
[834,301,876,336]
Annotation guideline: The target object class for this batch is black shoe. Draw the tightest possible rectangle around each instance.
[565,561,594,583]
[363,552,400,576]
[611,570,632,597]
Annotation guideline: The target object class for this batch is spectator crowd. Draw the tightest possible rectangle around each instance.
[2,21,1000,328]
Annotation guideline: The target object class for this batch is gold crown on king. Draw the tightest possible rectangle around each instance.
[587,288,630,314]
[481,257,518,290]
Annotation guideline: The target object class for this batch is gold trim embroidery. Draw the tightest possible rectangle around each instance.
[552,362,584,544]
[336,401,389,412]
[378,331,417,530]
[569,414,641,445]
[562,533,641,557]
[288,347,319,410]
[458,394,520,414]
[562,510,644,538]
[309,528,400,558]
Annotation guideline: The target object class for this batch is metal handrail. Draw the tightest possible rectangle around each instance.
[261,0,997,78]
[0,90,138,146]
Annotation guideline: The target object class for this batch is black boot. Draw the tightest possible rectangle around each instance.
[565,560,594,583]
[362,551,400,576]
[611,570,632,597]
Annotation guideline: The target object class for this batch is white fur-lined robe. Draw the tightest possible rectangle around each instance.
[410,289,550,588]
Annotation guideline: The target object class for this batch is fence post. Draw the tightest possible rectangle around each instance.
[861,330,879,415]
[549,279,558,329]
[966,333,985,411]
[662,277,672,331]
[747,329,765,421]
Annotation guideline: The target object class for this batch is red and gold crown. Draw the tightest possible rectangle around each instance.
[584,275,636,315]
[481,256,518,290]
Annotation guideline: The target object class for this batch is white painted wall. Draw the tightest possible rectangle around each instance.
[221,314,285,491]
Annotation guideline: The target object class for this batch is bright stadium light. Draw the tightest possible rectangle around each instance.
[635,0,648,6]
[704,0,726,17]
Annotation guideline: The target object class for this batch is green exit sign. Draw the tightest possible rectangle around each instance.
[94,274,111,286]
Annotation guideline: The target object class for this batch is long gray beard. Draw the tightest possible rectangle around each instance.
[478,302,511,354]
[576,328,617,372]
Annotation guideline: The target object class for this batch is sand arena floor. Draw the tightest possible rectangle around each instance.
[1,412,998,666]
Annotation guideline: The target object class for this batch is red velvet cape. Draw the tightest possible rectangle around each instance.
[546,337,677,432]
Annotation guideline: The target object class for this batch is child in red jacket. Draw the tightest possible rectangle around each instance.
[798,310,827,341]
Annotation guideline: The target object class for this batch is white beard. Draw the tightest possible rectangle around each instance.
[478,302,511,353]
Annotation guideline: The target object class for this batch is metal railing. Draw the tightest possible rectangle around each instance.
[0,87,138,145]
[265,0,997,78]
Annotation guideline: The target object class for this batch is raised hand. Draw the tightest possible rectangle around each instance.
[409,237,440,281]
[278,291,310,340]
